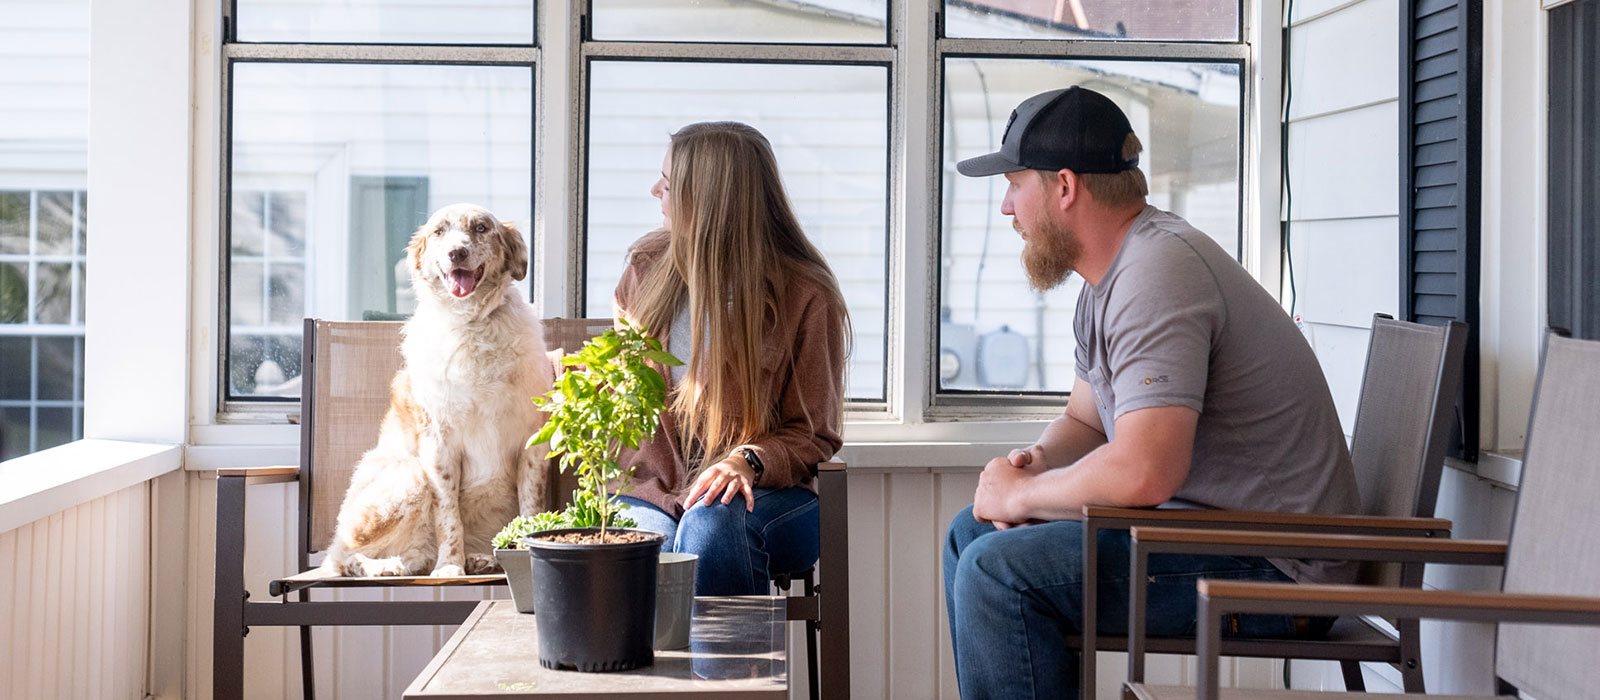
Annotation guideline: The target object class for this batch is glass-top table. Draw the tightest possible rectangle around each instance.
[403,597,787,699]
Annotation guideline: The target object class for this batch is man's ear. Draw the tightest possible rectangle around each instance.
[1052,169,1081,214]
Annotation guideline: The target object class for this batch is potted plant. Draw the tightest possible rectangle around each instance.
[492,512,569,613]
[492,499,640,613]
[520,320,681,672]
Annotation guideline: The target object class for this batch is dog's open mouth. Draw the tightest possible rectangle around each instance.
[449,265,486,298]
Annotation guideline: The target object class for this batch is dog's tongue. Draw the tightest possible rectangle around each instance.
[449,269,477,298]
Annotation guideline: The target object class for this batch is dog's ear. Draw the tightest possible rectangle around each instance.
[500,220,529,282]
[405,220,431,273]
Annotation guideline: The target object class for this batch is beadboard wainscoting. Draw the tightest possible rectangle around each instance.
[2,483,151,700]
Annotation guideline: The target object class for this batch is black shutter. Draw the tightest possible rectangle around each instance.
[1549,0,1600,341]
[1400,0,1481,461]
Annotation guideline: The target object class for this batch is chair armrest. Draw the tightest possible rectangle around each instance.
[817,460,846,473]
[1188,580,1600,700]
[1083,505,1451,536]
[1078,503,1447,697]
[1118,526,1503,686]
[217,466,300,485]
[1199,579,1600,622]
[1130,526,1507,566]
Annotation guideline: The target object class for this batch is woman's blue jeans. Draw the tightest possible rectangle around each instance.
[943,505,1302,700]
[618,487,819,596]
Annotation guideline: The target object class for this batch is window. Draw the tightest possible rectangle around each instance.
[222,18,536,404]
[935,3,1245,400]
[582,60,890,401]
[1,0,89,459]
[576,4,894,404]
[1549,0,1599,341]
[209,1,1260,422]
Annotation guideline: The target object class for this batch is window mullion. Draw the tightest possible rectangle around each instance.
[893,0,939,425]
[937,38,1249,60]
[224,43,538,64]
[580,41,895,63]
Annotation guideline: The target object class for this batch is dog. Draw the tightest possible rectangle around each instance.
[320,203,553,577]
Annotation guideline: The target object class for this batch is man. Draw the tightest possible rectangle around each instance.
[942,86,1360,700]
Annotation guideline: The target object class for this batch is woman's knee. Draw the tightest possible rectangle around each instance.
[676,501,748,546]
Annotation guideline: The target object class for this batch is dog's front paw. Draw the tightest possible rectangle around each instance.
[358,557,408,577]
[465,553,502,575]
[431,564,465,577]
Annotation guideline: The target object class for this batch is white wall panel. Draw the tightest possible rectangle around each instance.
[1290,218,1401,328]
[1290,0,1365,24]
[1302,322,1372,437]
[1288,0,1400,120]
[1285,102,1401,222]
[1,483,148,700]
[885,472,938,700]
[1419,467,1514,695]
[847,472,889,700]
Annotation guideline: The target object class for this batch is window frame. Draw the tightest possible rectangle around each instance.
[215,5,541,415]
[195,0,1284,443]
[0,189,89,457]
[925,18,1257,419]
[569,24,898,410]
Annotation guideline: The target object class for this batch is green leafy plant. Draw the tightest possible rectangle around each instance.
[492,507,639,550]
[527,319,681,540]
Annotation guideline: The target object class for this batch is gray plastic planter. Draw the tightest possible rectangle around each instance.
[493,548,537,614]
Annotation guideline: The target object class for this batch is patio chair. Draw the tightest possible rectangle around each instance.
[1078,314,1468,698]
[1126,330,1600,700]
[214,317,850,700]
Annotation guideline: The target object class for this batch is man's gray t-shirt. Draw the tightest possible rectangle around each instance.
[1074,206,1361,584]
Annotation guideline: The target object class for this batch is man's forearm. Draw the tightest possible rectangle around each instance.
[1032,412,1107,469]
[1010,405,1198,522]
[1012,445,1151,521]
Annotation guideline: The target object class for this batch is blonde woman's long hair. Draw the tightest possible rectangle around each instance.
[627,121,849,474]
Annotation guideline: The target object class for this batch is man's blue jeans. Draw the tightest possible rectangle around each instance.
[618,488,819,596]
[943,505,1302,700]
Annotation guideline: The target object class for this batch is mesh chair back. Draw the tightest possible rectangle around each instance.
[300,317,613,560]
[539,318,614,506]
[1497,333,1600,700]
[1348,316,1466,586]
[302,320,406,558]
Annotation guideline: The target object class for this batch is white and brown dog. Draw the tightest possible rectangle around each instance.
[321,203,552,577]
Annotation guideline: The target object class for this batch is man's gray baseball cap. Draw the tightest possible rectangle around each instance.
[956,86,1139,177]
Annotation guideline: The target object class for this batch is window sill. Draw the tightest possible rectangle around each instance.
[0,439,183,533]
[1445,449,1522,491]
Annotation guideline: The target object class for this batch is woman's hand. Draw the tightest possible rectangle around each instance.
[682,456,757,512]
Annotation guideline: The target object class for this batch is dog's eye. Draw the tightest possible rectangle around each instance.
[473,223,487,233]
[432,227,444,237]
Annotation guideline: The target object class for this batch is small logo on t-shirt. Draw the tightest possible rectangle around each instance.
[1143,375,1170,385]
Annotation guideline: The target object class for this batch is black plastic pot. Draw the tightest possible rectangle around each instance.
[525,527,666,672]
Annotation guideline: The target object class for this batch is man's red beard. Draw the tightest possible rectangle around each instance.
[1018,217,1081,292]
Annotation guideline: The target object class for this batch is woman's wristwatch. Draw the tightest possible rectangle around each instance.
[737,447,765,486]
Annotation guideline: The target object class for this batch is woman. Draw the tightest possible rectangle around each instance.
[612,121,850,596]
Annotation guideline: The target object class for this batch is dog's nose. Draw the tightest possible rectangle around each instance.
[448,247,468,263]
